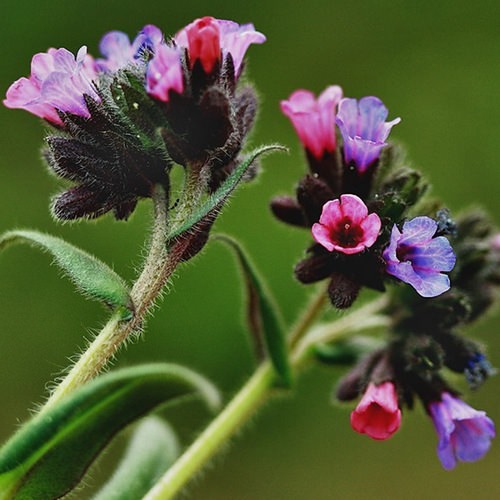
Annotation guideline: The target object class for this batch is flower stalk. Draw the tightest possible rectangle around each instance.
[144,290,391,499]
[42,184,173,413]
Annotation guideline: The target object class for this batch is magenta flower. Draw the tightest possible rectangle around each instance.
[96,25,163,72]
[383,216,456,298]
[312,194,381,255]
[281,86,343,160]
[429,393,495,470]
[350,382,402,440]
[174,17,265,77]
[146,44,184,102]
[4,46,99,125]
[336,96,401,173]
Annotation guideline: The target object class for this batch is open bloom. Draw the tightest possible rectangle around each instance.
[336,96,400,172]
[174,16,265,77]
[350,382,402,440]
[96,24,163,72]
[428,393,495,470]
[4,46,99,125]
[383,216,456,297]
[146,44,184,102]
[312,194,381,255]
[281,86,343,160]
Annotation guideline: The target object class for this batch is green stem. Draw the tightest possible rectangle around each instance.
[143,363,275,500]
[42,185,173,413]
[143,290,389,499]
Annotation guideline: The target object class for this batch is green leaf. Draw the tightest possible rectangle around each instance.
[166,145,286,244]
[93,417,180,500]
[0,364,220,499]
[216,235,292,386]
[0,229,134,319]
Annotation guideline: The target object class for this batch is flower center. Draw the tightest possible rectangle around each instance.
[396,243,412,262]
[331,217,364,248]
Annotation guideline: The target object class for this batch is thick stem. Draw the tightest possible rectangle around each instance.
[144,289,389,499]
[42,185,174,413]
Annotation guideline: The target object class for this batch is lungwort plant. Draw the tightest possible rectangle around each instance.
[1,15,499,499]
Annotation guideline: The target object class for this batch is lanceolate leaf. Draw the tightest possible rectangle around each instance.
[93,417,180,500]
[166,145,286,244]
[0,364,220,500]
[216,235,292,386]
[0,229,133,318]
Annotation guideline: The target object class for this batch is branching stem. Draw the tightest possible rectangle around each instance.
[143,290,390,499]
[41,185,176,413]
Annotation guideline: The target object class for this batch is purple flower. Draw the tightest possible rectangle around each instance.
[4,46,99,125]
[96,24,163,72]
[146,44,184,102]
[281,86,343,160]
[336,96,401,172]
[429,393,495,470]
[174,17,265,77]
[312,194,381,255]
[383,216,456,297]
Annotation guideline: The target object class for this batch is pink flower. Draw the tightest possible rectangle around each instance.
[175,17,265,77]
[4,46,99,125]
[183,16,221,74]
[146,44,184,102]
[281,86,343,160]
[312,194,381,255]
[350,382,402,440]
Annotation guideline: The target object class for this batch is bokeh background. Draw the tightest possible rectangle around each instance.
[1,0,500,498]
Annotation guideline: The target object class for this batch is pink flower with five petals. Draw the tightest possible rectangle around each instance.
[312,194,381,255]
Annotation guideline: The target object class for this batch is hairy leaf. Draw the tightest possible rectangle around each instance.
[93,417,180,500]
[0,364,219,499]
[0,229,133,318]
[166,145,286,244]
[216,235,292,386]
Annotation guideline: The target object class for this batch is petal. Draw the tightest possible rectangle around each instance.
[408,236,456,273]
[281,90,317,115]
[318,198,342,227]
[382,225,402,264]
[454,417,495,462]
[336,98,359,137]
[339,194,368,224]
[399,216,437,246]
[358,96,388,140]
[312,222,335,252]
[359,213,382,248]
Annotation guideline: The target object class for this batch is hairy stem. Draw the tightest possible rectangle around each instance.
[144,290,389,499]
[42,185,176,413]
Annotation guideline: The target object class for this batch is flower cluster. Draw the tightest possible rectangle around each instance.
[273,86,454,308]
[275,85,499,469]
[4,17,265,220]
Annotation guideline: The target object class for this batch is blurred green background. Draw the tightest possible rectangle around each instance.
[1,0,500,498]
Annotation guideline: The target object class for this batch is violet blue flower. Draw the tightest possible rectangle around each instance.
[146,44,184,102]
[96,25,163,72]
[350,382,402,440]
[336,96,401,173]
[4,46,99,125]
[383,216,456,298]
[429,392,495,470]
[281,86,343,160]
[312,194,381,255]
[174,17,265,77]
